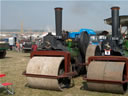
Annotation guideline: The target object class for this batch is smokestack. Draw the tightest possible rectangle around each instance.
[111,6,120,38]
[55,7,63,37]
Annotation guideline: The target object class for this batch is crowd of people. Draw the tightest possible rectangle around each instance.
[12,41,38,52]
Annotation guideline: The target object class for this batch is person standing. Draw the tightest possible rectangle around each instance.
[32,42,37,51]
[16,42,20,52]
[19,43,23,52]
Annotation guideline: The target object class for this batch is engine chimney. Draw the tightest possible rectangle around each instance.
[55,7,63,38]
[111,6,120,39]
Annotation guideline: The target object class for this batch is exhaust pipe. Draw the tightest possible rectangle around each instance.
[55,7,63,38]
[111,6,120,39]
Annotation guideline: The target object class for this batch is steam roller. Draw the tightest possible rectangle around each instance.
[23,7,90,91]
[84,7,128,94]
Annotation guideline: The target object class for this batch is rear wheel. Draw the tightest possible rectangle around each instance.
[77,53,86,75]
[77,31,90,75]
[79,31,90,61]
[0,50,6,58]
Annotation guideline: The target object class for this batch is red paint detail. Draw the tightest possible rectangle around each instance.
[23,51,78,78]
[22,71,77,79]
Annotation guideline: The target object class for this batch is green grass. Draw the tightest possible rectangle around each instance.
[0,51,128,96]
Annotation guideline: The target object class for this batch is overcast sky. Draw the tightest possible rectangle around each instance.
[1,0,128,31]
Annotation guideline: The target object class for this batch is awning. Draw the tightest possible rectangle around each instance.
[104,15,128,26]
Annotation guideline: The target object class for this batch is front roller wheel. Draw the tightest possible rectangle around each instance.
[87,61,127,94]
[26,56,71,91]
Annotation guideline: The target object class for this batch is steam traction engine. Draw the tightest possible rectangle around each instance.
[23,8,90,90]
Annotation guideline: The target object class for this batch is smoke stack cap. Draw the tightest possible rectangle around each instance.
[55,7,63,10]
[111,6,120,10]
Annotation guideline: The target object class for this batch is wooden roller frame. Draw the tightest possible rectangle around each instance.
[23,50,77,79]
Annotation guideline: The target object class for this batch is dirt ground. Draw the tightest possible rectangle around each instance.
[0,51,127,96]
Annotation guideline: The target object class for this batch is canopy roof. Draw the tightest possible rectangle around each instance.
[104,15,128,26]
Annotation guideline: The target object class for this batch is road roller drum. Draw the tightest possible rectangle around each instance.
[85,45,97,61]
[85,44,97,70]
[26,56,69,90]
[84,56,128,94]
[87,61,127,93]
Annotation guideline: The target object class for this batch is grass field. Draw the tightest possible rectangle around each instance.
[0,51,128,96]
